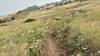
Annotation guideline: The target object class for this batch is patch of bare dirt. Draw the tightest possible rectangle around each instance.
[41,38,60,56]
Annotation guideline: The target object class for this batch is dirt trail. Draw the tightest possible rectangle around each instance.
[41,38,60,56]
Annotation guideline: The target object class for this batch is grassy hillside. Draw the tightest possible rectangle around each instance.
[0,0,100,56]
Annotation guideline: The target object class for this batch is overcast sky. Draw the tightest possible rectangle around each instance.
[0,0,61,16]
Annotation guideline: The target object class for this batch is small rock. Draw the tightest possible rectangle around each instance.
[76,53,82,56]
[97,51,100,54]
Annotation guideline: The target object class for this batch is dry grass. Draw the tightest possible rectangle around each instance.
[0,0,100,56]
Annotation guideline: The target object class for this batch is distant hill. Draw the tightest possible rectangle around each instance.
[22,5,40,12]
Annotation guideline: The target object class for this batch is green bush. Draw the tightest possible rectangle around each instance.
[24,18,36,23]
[11,17,16,20]
[29,47,40,56]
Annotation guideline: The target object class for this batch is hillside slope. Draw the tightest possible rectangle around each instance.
[0,0,100,56]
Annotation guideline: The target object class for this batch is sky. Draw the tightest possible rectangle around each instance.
[0,0,61,16]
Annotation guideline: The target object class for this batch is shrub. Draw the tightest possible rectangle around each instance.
[11,17,16,20]
[24,18,36,23]
[29,47,40,56]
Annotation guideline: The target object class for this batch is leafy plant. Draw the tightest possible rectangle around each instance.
[29,47,40,56]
